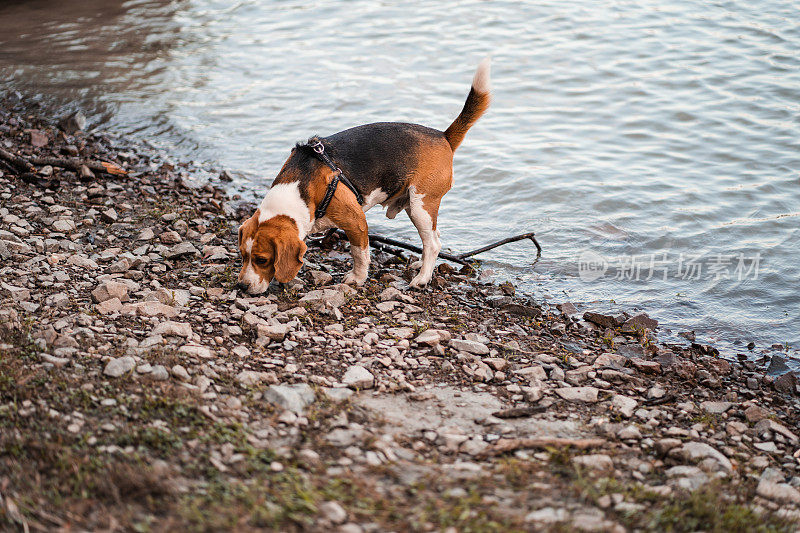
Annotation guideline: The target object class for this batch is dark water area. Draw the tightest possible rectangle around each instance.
[1,0,798,364]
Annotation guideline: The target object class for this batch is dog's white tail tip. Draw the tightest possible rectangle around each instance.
[472,57,491,94]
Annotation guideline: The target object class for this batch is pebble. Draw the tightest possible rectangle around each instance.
[236,370,277,387]
[319,501,348,524]
[700,401,733,414]
[611,395,638,418]
[91,280,129,303]
[669,441,733,472]
[264,384,316,413]
[572,454,614,471]
[449,338,490,355]
[416,329,451,346]
[555,386,600,403]
[151,321,193,338]
[103,356,136,378]
[342,366,374,389]
[171,365,190,381]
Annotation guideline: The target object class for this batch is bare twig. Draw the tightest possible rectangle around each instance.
[0,148,35,172]
[491,405,548,418]
[459,232,541,259]
[309,228,541,266]
[0,148,126,176]
[30,156,126,175]
[478,437,607,458]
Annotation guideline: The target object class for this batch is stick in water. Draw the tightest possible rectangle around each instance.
[308,229,540,266]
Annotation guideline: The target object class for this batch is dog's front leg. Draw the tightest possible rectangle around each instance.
[344,237,370,286]
[327,195,370,286]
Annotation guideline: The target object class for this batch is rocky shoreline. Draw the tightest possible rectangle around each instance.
[2,99,800,532]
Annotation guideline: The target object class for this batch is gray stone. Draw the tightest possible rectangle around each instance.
[525,507,568,524]
[515,365,548,382]
[754,441,780,453]
[318,501,347,524]
[415,329,451,345]
[555,386,600,403]
[449,338,490,355]
[171,365,190,381]
[572,454,613,471]
[647,385,666,400]
[774,372,797,394]
[66,255,98,269]
[92,280,128,303]
[665,466,709,491]
[766,355,790,377]
[121,301,178,318]
[583,311,623,328]
[165,242,199,259]
[149,287,191,307]
[60,111,86,134]
[103,356,136,378]
[178,344,213,359]
[299,289,345,309]
[342,365,374,389]
[669,441,732,472]
[236,370,277,386]
[323,388,355,401]
[150,365,169,381]
[387,327,415,339]
[151,321,193,338]
[700,401,733,414]
[744,405,771,423]
[257,323,290,341]
[52,219,76,233]
[310,270,333,286]
[100,208,118,223]
[617,425,642,440]
[757,479,800,504]
[755,418,799,443]
[96,298,123,314]
[264,384,316,413]
[621,313,658,333]
[611,395,638,418]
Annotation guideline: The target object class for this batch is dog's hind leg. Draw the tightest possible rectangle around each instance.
[406,186,442,288]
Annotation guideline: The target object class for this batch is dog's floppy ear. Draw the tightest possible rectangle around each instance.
[274,237,307,283]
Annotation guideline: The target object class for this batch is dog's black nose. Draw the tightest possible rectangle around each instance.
[236,281,249,292]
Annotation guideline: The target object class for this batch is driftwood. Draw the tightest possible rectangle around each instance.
[0,148,34,172]
[30,156,126,175]
[0,148,126,176]
[491,405,548,419]
[311,228,541,266]
[478,437,607,458]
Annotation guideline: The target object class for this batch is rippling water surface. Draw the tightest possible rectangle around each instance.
[1,0,798,357]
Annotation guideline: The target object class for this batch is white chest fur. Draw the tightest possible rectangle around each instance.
[258,182,312,238]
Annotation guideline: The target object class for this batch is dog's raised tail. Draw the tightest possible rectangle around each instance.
[444,58,491,151]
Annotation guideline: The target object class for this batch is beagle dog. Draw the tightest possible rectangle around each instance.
[237,59,491,294]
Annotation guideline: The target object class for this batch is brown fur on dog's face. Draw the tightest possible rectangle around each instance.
[238,213,307,294]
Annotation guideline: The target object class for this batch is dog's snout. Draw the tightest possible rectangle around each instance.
[236,281,249,292]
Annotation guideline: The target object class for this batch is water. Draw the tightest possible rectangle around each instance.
[2,0,798,359]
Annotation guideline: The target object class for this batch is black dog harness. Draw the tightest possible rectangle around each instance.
[305,137,364,219]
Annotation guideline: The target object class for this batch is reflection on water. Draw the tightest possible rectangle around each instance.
[1,0,798,358]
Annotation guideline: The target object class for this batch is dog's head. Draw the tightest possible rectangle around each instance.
[237,212,307,294]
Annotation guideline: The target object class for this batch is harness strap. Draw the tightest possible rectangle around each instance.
[305,137,364,220]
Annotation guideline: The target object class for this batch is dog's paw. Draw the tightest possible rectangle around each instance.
[409,260,423,270]
[408,273,431,289]
[343,271,367,286]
